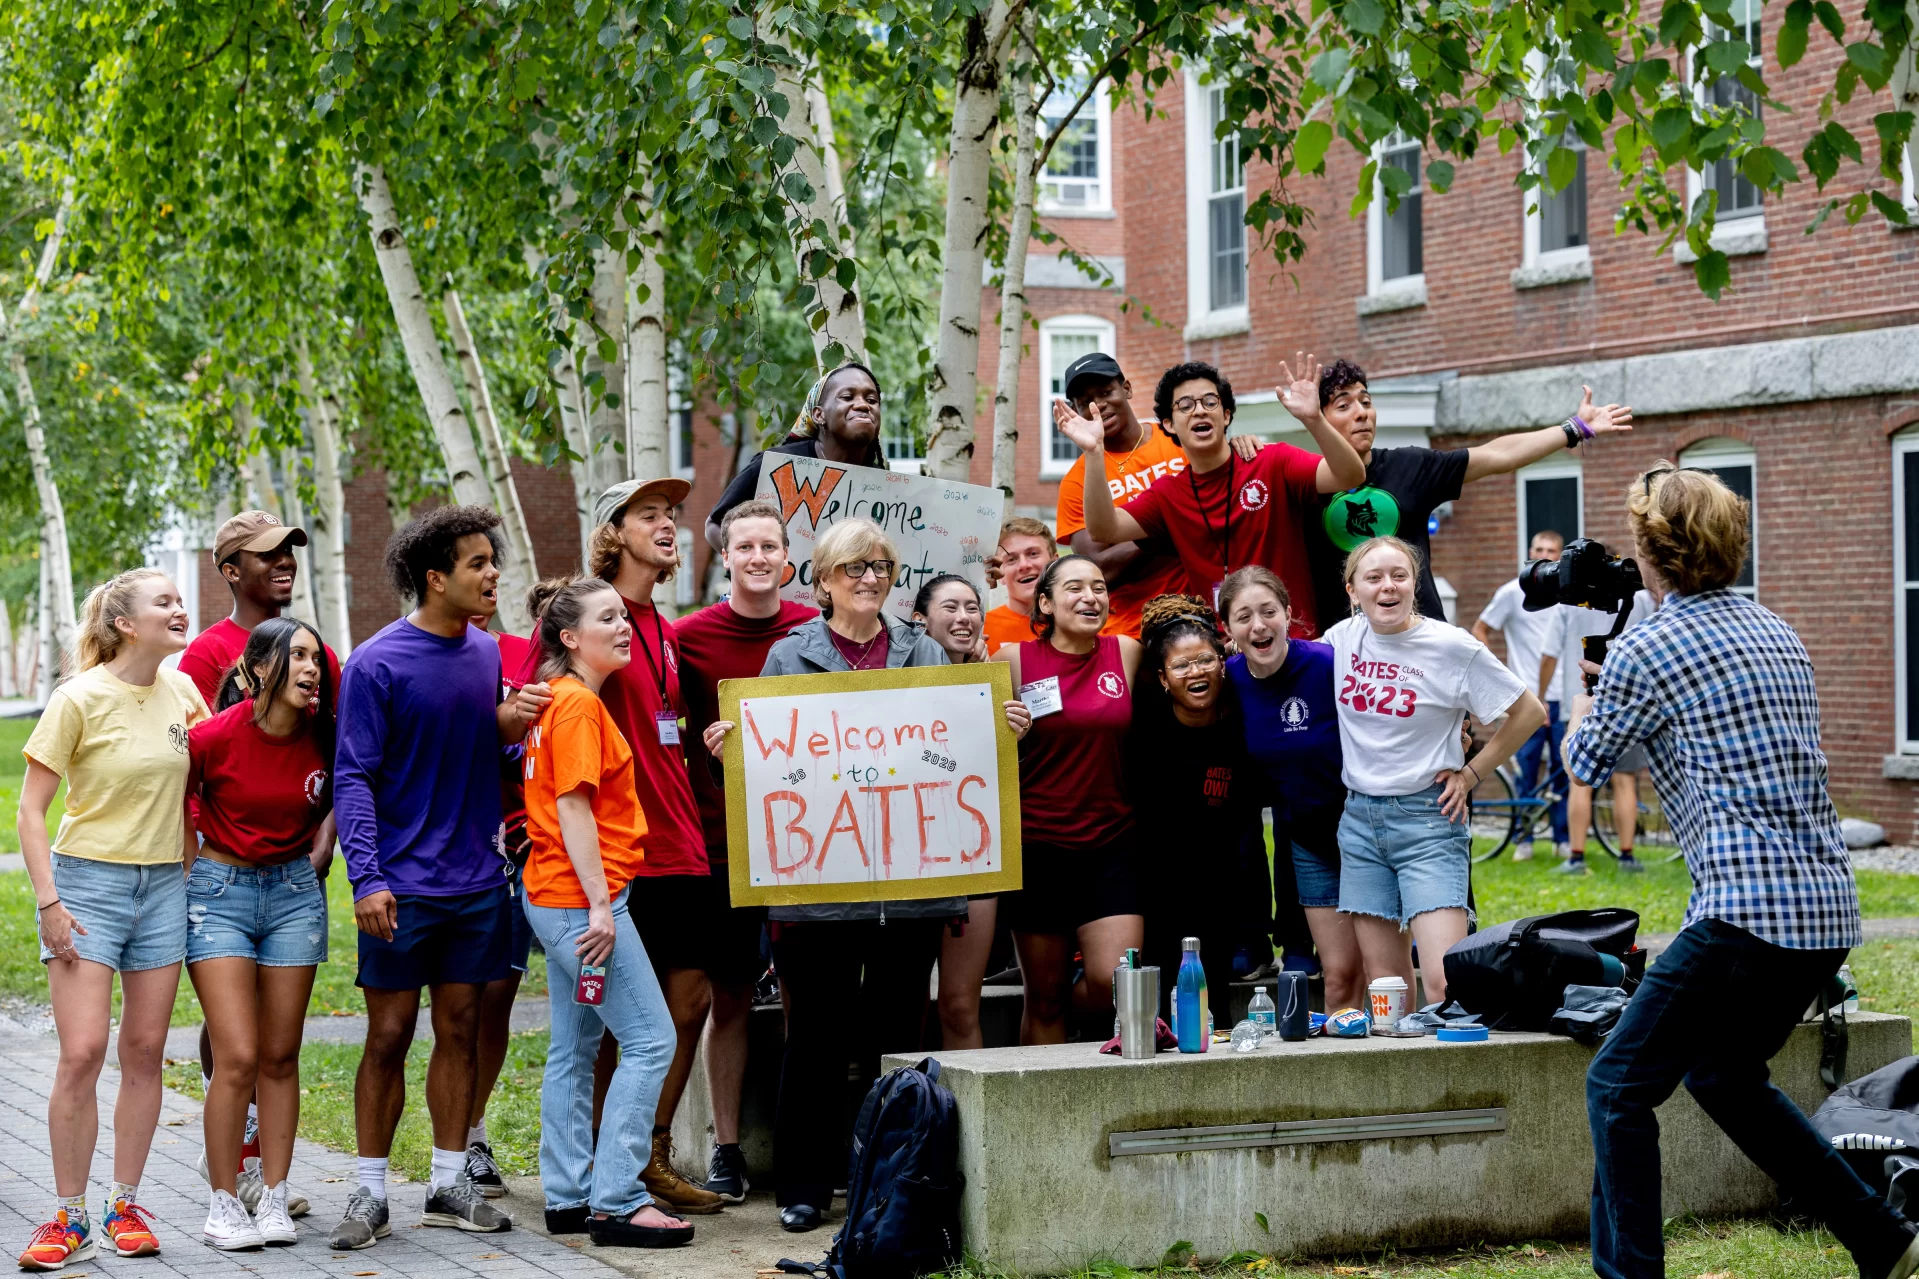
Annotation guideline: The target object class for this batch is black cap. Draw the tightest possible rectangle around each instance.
[1060,351,1125,402]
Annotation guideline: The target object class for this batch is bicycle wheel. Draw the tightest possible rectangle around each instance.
[1470,766,1529,862]
[1596,771,1683,863]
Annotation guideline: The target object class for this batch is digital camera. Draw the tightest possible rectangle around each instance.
[1518,537,1643,616]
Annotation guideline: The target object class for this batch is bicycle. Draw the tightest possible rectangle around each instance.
[1470,760,1681,864]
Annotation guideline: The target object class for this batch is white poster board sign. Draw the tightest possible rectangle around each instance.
[753,453,1006,623]
[721,665,1023,906]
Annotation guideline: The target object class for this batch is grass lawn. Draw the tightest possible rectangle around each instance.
[0,715,65,854]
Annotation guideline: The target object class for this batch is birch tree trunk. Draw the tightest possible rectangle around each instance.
[295,339,358,654]
[768,48,866,364]
[0,184,76,664]
[923,0,1018,481]
[277,447,324,627]
[585,247,630,492]
[525,245,597,568]
[991,27,1040,499]
[626,195,671,484]
[36,541,52,700]
[441,287,538,631]
[356,166,492,511]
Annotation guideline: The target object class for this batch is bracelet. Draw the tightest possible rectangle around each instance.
[1561,420,1582,450]
[36,898,60,913]
[1573,414,1593,439]
[1463,763,1480,787]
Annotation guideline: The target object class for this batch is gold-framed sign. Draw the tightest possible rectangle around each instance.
[720,663,1023,907]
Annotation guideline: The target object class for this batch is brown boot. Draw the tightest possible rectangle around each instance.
[642,1132,726,1214]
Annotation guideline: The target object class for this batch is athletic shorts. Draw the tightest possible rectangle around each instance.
[357,885,513,991]
[999,830,1141,935]
[698,864,767,986]
[627,874,723,977]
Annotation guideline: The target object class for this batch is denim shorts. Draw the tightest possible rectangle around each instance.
[186,858,330,967]
[42,855,188,972]
[1337,785,1472,927]
[1291,839,1342,910]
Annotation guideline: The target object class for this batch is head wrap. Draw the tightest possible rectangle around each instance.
[790,369,832,439]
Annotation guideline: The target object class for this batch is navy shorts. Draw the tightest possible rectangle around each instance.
[357,885,513,991]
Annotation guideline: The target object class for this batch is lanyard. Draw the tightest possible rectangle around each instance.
[627,600,669,701]
[1191,453,1237,575]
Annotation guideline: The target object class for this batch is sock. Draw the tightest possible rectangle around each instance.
[58,1193,88,1233]
[201,1072,213,1095]
[429,1147,464,1192]
[108,1182,138,1214]
[467,1120,487,1148]
[357,1156,389,1201]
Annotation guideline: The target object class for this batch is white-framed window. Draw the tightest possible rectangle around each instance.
[667,364,695,479]
[1516,457,1583,568]
[1367,133,1425,295]
[1690,0,1765,223]
[1037,314,1115,480]
[1679,438,1758,596]
[1895,429,1919,750]
[1038,83,1112,215]
[1522,57,1590,269]
[1183,71,1249,337]
[1904,149,1917,217]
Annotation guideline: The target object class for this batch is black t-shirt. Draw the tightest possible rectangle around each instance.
[707,436,889,532]
[1126,713,1261,887]
[1309,445,1469,626]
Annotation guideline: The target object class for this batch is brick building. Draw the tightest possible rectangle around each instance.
[183,29,1919,837]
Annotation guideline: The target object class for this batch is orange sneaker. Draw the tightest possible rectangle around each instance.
[18,1211,94,1270]
[101,1201,159,1258]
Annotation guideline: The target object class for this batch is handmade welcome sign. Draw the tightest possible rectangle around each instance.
[719,664,1023,906]
[752,452,1006,624]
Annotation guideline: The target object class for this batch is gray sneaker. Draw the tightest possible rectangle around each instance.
[328,1188,391,1250]
[421,1177,512,1233]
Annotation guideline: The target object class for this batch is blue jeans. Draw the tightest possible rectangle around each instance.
[1587,918,1908,1279]
[523,886,674,1216]
[1510,701,1568,844]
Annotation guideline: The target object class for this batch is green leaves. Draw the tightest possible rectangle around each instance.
[1803,121,1863,188]
[1777,0,1812,67]
[1341,0,1386,37]
[1293,119,1333,173]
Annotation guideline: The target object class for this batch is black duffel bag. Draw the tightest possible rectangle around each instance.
[1812,1055,1919,1204]
[1443,909,1644,1031]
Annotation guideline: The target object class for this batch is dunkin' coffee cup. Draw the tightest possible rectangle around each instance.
[1368,976,1409,1030]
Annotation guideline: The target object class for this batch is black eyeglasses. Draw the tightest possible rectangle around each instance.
[840,559,897,581]
[1174,393,1223,414]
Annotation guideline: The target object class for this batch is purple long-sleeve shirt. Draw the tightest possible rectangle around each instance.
[335,618,506,902]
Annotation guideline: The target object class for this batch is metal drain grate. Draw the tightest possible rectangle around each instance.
[1108,1107,1509,1157]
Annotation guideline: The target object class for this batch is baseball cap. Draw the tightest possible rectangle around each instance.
[214,511,307,566]
[1060,351,1126,402]
[595,476,694,528]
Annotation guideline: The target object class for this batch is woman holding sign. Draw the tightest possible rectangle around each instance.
[706,518,1029,1232]
[519,577,691,1250]
[992,555,1144,1044]
[1325,537,1543,1008]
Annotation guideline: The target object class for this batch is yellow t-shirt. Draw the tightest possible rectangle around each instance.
[24,664,210,864]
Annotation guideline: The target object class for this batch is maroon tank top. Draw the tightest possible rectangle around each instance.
[1016,634,1134,845]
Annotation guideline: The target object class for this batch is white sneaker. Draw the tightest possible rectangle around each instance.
[236,1156,266,1212]
[255,1182,297,1247]
[202,1190,265,1251]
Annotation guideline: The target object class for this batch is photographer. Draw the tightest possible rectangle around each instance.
[1563,466,1919,1279]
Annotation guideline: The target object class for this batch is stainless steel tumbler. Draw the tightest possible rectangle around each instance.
[1114,964,1161,1060]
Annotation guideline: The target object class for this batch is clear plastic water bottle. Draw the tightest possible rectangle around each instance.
[1230,1019,1263,1052]
[1248,986,1277,1037]
[1839,963,1861,1013]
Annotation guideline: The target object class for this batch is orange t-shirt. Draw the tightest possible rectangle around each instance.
[521,678,650,908]
[1055,421,1194,638]
[983,604,1037,654]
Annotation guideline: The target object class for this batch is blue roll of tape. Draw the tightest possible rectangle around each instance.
[1436,1024,1489,1043]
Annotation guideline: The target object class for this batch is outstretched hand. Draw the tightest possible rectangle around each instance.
[1575,385,1633,437]
[1277,352,1325,427]
[1052,398,1106,454]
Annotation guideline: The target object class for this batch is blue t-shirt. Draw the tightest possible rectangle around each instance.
[1229,643,1345,833]
[335,618,506,902]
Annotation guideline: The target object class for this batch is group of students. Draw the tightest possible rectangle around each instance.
[15,347,1635,1266]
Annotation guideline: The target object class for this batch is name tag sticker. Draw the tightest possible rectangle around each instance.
[1019,676,1064,719]
[655,712,681,745]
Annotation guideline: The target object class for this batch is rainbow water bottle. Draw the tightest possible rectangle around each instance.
[1176,937,1209,1054]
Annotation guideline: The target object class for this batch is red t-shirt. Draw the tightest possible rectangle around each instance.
[1123,443,1325,638]
[187,702,330,863]
[518,597,707,877]
[496,632,534,828]
[179,616,342,705]
[673,599,819,861]
[829,628,890,670]
[1015,636,1133,845]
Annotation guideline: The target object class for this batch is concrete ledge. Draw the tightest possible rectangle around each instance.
[1675,217,1769,264]
[1356,281,1427,316]
[1184,307,1251,341]
[894,1012,1911,1274]
[1884,754,1919,780]
[1511,252,1593,290]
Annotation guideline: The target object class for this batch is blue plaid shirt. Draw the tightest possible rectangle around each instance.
[1564,589,1859,950]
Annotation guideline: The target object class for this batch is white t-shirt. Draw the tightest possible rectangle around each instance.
[1475,579,1566,703]
[1326,615,1528,797]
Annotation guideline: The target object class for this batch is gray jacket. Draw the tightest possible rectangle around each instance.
[758,615,967,924]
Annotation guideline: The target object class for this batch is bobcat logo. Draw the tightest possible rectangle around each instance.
[1238,480,1270,512]
[1343,497,1383,540]
[1096,672,1126,699]
[304,769,328,806]
[168,723,188,754]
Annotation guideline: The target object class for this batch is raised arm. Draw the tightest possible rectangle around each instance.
[1463,386,1633,483]
[1052,399,1147,545]
[1278,353,1367,494]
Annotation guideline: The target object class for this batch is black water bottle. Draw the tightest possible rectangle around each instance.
[1278,969,1311,1041]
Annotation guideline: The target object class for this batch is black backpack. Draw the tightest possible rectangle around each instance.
[1443,909,1644,1031]
[819,1057,964,1279]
